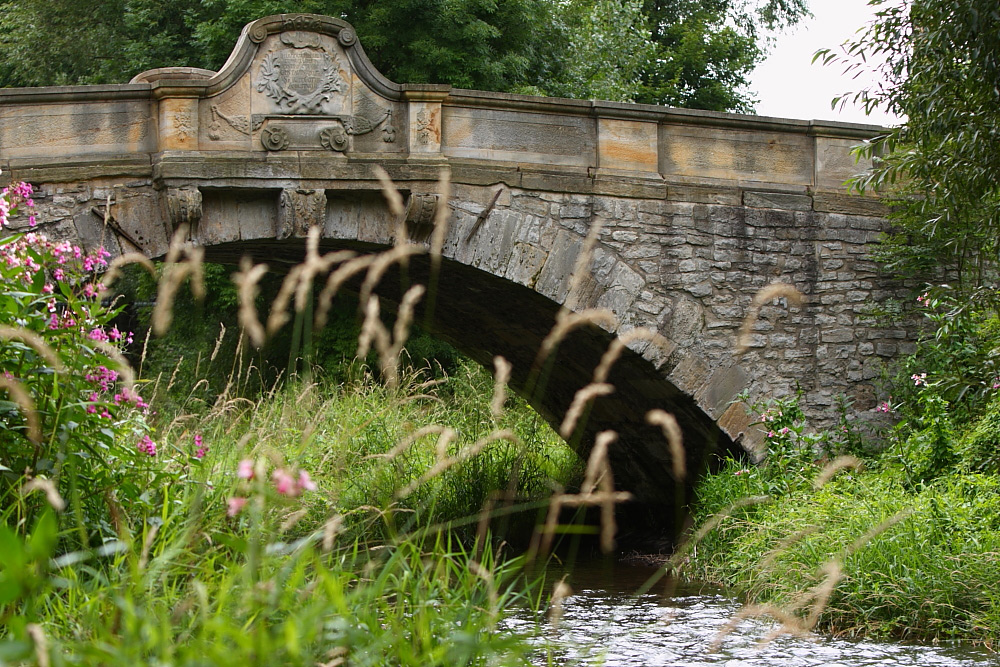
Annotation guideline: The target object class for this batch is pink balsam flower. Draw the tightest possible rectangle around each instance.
[227,497,248,517]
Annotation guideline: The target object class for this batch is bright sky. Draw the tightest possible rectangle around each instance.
[749,0,902,126]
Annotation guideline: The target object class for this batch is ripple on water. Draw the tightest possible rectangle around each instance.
[507,566,1000,667]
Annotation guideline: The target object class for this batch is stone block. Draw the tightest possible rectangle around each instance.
[821,328,854,343]
[695,364,749,418]
[598,118,658,173]
[442,106,594,167]
[743,191,813,211]
[659,122,813,187]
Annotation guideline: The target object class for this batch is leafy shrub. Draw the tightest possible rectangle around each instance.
[959,393,1000,474]
[0,183,157,540]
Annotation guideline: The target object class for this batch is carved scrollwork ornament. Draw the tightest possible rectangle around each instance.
[382,112,396,143]
[405,194,439,228]
[338,28,356,46]
[261,126,290,151]
[319,123,349,152]
[248,21,269,42]
[209,105,252,140]
[256,49,346,115]
[283,15,324,33]
[278,188,327,239]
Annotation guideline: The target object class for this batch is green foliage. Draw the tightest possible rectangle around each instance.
[222,361,580,547]
[0,0,548,93]
[812,1,1000,483]
[819,0,1000,286]
[959,394,1000,474]
[688,464,1000,641]
[0,228,159,541]
[0,490,539,665]
[0,0,204,86]
[633,0,808,111]
[872,287,1000,480]
[520,0,655,102]
[0,368,575,663]
[0,0,808,113]
[0,255,578,664]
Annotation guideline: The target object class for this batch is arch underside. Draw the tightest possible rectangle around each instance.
[199,238,740,541]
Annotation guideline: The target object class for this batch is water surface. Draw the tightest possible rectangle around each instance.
[508,562,1000,666]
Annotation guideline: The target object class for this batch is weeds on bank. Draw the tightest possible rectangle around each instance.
[684,366,1000,645]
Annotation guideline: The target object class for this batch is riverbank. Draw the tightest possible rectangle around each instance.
[0,361,583,664]
[681,452,1000,646]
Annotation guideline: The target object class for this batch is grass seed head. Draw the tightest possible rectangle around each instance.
[646,409,686,481]
[737,282,804,353]
[21,477,65,512]
[560,383,614,439]
[490,356,512,418]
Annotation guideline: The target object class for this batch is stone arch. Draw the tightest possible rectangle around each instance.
[186,184,744,538]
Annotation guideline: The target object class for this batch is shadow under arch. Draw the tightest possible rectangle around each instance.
[196,237,742,546]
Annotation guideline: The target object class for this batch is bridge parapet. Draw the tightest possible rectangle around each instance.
[0,14,881,209]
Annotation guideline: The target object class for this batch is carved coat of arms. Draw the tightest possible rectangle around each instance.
[244,28,396,152]
[256,38,346,114]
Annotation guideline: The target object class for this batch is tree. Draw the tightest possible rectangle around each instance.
[0,0,806,113]
[527,0,809,111]
[817,0,1000,287]
[634,0,809,112]
[519,0,655,103]
[0,0,204,86]
[0,0,549,92]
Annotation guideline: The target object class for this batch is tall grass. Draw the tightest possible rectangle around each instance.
[685,455,1000,644]
[1,357,582,665]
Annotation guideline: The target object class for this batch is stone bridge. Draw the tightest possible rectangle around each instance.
[0,14,907,533]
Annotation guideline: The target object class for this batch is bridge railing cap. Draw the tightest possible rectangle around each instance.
[129,68,216,85]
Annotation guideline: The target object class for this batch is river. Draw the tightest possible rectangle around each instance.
[506,561,1000,666]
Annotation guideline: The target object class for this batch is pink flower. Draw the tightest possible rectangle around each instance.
[137,435,157,457]
[227,497,248,517]
[194,433,207,459]
[86,365,118,391]
[876,401,891,413]
[237,459,254,479]
[911,373,927,386]
[272,468,296,495]
[297,470,317,492]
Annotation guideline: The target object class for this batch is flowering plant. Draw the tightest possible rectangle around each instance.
[0,179,154,536]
